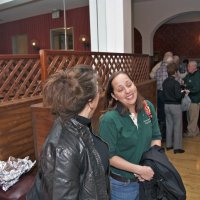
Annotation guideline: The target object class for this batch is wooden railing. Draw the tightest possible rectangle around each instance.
[40,50,150,90]
[0,54,42,103]
[0,51,150,104]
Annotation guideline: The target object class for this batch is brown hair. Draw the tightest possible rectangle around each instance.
[43,65,98,120]
[103,71,144,114]
[167,63,178,76]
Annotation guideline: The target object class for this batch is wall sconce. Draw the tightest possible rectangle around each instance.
[31,39,40,51]
[79,34,90,50]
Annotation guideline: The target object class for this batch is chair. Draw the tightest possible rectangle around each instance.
[0,168,36,200]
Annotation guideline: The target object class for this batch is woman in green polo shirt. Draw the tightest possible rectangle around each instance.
[99,71,162,200]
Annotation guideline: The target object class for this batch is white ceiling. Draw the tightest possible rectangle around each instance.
[0,0,89,24]
[0,0,200,25]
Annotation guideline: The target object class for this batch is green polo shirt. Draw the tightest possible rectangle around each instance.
[99,100,161,179]
[184,70,200,103]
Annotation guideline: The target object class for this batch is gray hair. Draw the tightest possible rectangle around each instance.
[188,60,197,68]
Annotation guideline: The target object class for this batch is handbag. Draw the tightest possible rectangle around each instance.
[181,95,191,111]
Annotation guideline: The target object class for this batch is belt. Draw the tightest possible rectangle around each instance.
[110,172,138,183]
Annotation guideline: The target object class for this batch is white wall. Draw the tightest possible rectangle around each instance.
[134,0,200,55]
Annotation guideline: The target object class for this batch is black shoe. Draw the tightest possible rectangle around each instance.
[174,149,185,154]
[166,147,173,151]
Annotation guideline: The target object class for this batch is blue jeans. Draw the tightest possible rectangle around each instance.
[110,177,139,200]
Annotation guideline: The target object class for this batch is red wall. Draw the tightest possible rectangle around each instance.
[154,21,200,59]
[0,6,90,54]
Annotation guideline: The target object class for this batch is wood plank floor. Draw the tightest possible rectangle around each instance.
[165,136,200,200]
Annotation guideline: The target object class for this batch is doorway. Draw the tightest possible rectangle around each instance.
[12,34,28,54]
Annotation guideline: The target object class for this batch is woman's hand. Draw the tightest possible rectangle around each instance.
[110,156,154,181]
[135,166,154,181]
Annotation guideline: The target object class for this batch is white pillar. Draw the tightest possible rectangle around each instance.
[142,31,153,56]
[89,0,132,53]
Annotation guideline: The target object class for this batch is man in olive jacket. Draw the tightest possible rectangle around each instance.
[184,60,200,137]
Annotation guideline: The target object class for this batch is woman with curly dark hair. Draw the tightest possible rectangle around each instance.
[27,65,110,200]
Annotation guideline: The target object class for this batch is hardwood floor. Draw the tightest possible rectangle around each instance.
[165,136,200,200]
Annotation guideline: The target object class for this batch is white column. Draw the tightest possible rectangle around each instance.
[89,0,132,53]
[142,31,153,56]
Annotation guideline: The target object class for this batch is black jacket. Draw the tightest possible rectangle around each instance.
[27,118,110,200]
[162,76,184,104]
[139,145,186,200]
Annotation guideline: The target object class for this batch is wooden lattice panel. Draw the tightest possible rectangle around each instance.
[0,55,42,103]
[0,51,149,104]
[41,50,150,91]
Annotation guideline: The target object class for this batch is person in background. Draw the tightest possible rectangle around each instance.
[150,51,173,79]
[178,58,189,80]
[173,55,180,72]
[99,71,161,200]
[27,65,110,200]
[173,55,180,65]
[154,53,174,141]
[173,55,183,84]
[162,63,186,154]
[183,60,200,137]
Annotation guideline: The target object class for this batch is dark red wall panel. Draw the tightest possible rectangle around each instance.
[0,6,90,54]
[134,28,142,54]
[154,21,200,59]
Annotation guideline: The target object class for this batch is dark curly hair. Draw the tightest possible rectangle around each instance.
[43,65,99,120]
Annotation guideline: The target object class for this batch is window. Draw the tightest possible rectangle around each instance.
[50,27,74,50]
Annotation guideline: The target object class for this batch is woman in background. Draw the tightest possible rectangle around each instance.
[163,63,185,153]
